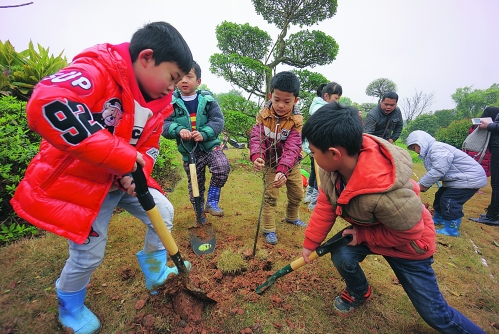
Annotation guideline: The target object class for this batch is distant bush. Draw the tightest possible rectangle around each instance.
[400,114,439,142]
[152,137,182,191]
[435,119,471,148]
[0,96,41,222]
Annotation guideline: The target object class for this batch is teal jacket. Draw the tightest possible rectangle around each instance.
[162,90,224,161]
[303,97,327,154]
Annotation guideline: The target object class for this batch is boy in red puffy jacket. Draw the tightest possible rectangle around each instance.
[10,22,193,333]
[301,102,485,333]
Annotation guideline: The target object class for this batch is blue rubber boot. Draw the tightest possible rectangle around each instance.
[436,218,461,237]
[56,279,100,334]
[433,211,444,226]
[205,185,224,216]
[136,249,191,295]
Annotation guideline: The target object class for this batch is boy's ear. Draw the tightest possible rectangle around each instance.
[329,147,342,159]
[197,78,202,87]
[138,49,154,67]
[294,97,299,105]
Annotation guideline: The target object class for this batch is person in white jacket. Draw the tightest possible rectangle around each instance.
[406,130,487,236]
[303,82,342,210]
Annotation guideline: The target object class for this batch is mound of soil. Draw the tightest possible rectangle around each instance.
[123,237,318,334]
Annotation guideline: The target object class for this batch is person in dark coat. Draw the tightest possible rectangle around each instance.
[470,106,499,226]
[363,92,403,143]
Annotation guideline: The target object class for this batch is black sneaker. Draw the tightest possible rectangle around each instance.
[469,215,499,226]
[333,286,372,316]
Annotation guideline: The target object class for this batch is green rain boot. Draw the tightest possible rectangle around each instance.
[436,218,461,237]
[136,249,191,295]
[56,279,101,334]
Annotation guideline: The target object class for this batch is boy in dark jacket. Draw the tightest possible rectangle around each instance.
[249,71,306,245]
[10,22,193,333]
[163,61,230,218]
[301,103,485,333]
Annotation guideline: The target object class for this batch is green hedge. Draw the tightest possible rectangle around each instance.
[0,96,40,222]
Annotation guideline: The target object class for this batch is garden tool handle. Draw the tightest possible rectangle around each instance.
[180,139,200,197]
[190,163,200,197]
[289,233,353,270]
[131,164,179,256]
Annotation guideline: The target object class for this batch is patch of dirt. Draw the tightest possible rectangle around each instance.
[122,236,317,333]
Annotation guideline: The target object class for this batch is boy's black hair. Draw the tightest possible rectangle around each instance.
[129,21,193,75]
[382,91,398,102]
[270,71,300,97]
[192,61,201,79]
[302,102,363,156]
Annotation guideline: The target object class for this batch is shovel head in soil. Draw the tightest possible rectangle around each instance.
[131,164,216,303]
[188,223,216,256]
[255,229,353,294]
[183,139,216,256]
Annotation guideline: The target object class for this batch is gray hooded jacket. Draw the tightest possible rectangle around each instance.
[406,130,487,189]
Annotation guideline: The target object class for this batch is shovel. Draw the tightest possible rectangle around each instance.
[255,228,353,294]
[180,139,216,256]
[131,164,216,303]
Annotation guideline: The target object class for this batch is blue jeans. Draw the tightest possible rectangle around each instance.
[331,243,485,333]
[57,188,174,292]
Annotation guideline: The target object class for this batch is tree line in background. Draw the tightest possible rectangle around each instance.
[1,0,499,240]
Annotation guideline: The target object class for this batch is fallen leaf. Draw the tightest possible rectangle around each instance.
[448,290,461,296]
[493,241,499,247]
[447,262,456,268]
[135,299,146,310]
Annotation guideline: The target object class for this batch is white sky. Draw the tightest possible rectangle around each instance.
[1,0,498,112]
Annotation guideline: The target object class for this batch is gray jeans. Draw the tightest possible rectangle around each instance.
[56,188,173,292]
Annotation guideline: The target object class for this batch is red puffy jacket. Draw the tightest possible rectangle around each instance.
[10,43,173,244]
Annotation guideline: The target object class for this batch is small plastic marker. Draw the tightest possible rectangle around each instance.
[198,244,212,251]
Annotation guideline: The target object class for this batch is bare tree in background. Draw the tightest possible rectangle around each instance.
[402,90,436,124]
[0,2,33,8]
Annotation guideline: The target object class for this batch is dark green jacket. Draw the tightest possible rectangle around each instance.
[162,90,224,161]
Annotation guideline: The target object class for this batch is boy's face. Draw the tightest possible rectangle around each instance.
[309,143,338,173]
[268,89,299,116]
[407,144,421,154]
[135,49,183,100]
[177,67,201,96]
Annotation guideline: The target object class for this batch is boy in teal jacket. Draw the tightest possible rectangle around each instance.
[163,61,230,219]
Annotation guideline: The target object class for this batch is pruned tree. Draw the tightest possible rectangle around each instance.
[401,90,436,124]
[292,69,329,119]
[365,78,397,103]
[361,102,377,113]
[209,0,339,101]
